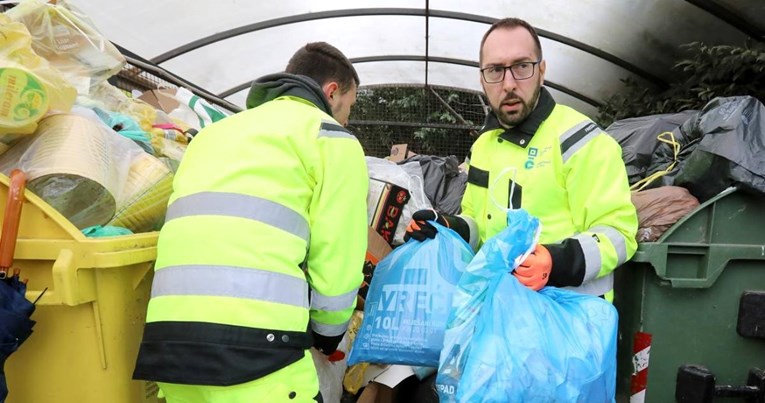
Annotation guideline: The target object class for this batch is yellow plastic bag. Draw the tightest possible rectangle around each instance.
[108,152,174,233]
[6,0,125,94]
[343,311,369,394]
[0,14,76,136]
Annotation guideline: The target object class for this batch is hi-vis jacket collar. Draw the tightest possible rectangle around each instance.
[246,73,334,118]
[480,87,556,148]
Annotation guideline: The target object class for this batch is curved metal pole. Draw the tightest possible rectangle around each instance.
[151,8,666,87]
[219,55,602,107]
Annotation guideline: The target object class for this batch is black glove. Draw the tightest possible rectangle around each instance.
[404,209,473,243]
[404,209,448,241]
[312,330,344,356]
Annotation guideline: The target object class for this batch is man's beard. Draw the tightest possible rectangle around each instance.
[493,82,542,128]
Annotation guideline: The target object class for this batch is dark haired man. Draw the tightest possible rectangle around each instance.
[133,42,367,403]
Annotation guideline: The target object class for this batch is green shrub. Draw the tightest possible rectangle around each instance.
[597,41,765,127]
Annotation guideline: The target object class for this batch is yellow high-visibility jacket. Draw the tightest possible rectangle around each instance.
[460,88,638,300]
[133,74,368,386]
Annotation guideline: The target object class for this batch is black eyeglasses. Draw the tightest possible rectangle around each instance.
[480,60,542,83]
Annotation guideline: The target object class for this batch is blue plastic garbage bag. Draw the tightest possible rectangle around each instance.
[436,209,618,403]
[348,222,474,367]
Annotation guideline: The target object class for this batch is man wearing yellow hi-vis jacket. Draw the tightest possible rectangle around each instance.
[133,42,368,403]
[406,18,638,301]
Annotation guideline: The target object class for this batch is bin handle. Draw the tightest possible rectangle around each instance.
[641,243,765,288]
[0,169,26,276]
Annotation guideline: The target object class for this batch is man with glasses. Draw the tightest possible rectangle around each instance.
[406,18,637,301]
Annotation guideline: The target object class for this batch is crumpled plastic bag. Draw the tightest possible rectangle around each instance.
[436,209,618,403]
[172,87,229,130]
[631,186,699,242]
[0,107,145,229]
[311,334,350,403]
[84,82,158,133]
[91,107,154,153]
[6,0,125,94]
[0,14,76,136]
[366,157,431,245]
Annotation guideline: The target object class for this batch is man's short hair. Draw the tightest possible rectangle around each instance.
[286,42,360,93]
[480,18,543,63]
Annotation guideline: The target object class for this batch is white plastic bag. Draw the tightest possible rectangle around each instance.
[366,157,431,245]
[310,334,350,403]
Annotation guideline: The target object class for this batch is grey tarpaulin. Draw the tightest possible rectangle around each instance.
[400,155,467,215]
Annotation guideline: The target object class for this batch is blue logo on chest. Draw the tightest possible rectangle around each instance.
[525,147,538,169]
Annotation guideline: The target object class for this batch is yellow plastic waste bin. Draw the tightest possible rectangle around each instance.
[0,173,160,403]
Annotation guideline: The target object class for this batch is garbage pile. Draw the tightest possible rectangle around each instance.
[608,95,765,241]
[0,0,229,236]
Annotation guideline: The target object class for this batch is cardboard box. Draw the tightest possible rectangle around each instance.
[388,144,417,163]
[366,226,393,268]
[358,227,393,310]
[137,88,180,113]
[367,178,410,245]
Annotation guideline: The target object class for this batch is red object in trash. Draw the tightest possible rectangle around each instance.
[0,169,27,276]
[327,350,346,362]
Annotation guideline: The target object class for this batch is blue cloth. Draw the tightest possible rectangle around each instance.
[348,223,474,367]
[81,225,133,237]
[92,108,154,154]
[436,209,618,403]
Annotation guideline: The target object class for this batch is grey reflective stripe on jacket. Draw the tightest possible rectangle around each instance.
[309,286,359,337]
[310,288,359,312]
[572,232,602,284]
[165,191,310,243]
[591,225,629,266]
[559,120,604,163]
[564,272,614,297]
[310,318,351,337]
[565,223,629,296]
[319,121,357,139]
[151,265,309,308]
[458,214,480,251]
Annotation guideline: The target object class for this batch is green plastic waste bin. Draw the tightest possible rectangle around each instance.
[615,187,765,402]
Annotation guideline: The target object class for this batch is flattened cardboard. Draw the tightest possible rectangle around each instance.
[388,144,418,163]
[138,88,180,113]
[358,227,393,308]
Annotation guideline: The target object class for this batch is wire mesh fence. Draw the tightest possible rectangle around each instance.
[349,84,489,161]
[112,61,489,162]
[110,60,178,94]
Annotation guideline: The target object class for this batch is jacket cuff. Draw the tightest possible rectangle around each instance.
[312,330,345,355]
[545,238,587,287]
[444,215,473,247]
